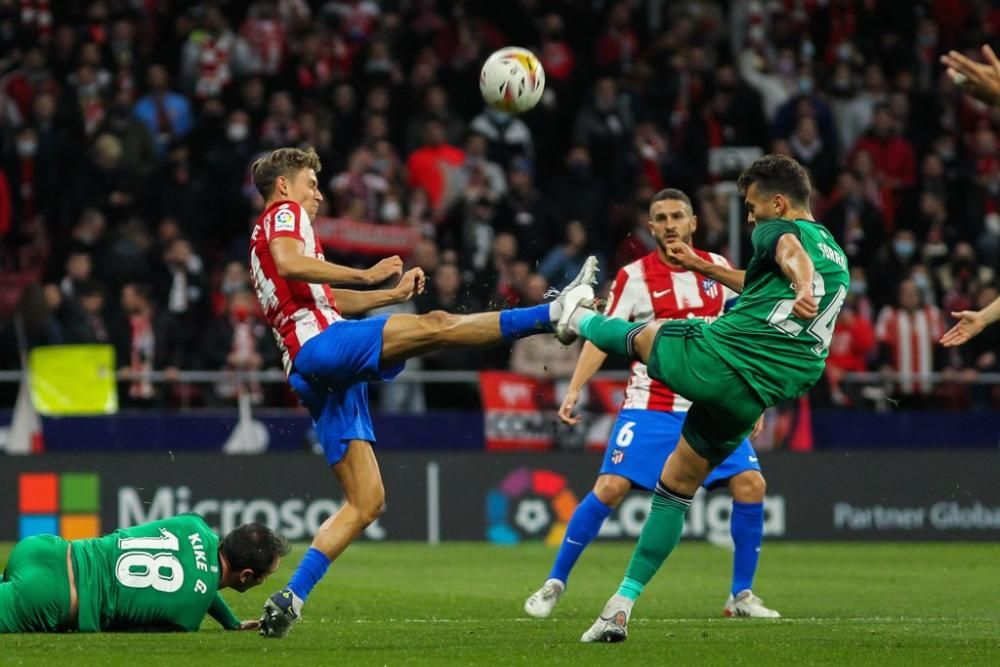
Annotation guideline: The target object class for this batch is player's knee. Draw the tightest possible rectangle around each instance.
[593,475,630,507]
[732,471,766,502]
[421,310,456,332]
[632,324,659,362]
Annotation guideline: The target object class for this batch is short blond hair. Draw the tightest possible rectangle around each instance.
[251,147,322,199]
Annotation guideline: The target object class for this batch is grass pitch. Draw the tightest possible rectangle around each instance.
[2,541,998,665]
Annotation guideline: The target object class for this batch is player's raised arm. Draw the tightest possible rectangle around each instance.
[666,241,746,293]
[331,268,426,315]
[941,295,1000,347]
[271,237,403,286]
[774,234,818,319]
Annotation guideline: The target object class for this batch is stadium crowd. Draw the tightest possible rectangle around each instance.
[0,0,997,411]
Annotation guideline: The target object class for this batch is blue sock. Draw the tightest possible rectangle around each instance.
[548,492,613,585]
[499,303,554,339]
[730,501,764,595]
[286,547,331,602]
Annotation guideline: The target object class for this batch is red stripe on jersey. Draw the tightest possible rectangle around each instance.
[615,251,730,412]
[249,200,342,374]
[875,305,942,395]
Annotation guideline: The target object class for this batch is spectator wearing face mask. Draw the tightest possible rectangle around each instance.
[869,228,919,309]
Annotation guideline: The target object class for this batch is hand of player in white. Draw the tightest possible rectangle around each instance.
[394,268,426,301]
[665,241,701,270]
[558,388,582,426]
[940,45,1000,107]
[940,310,987,347]
[366,255,404,284]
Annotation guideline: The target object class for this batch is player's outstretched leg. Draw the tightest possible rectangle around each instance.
[378,257,600,368]
[524,476,628,618]
[559,306,660,364]
[260,440,384,638]
[724,470,780,618]
[581,437,709,643]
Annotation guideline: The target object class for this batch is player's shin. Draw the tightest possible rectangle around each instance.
[499,304,556,339]
[730,501,764,596]
[286,547,331,604]
[578,314,647,360]
[615,481,693,607]
[548,492,613,585]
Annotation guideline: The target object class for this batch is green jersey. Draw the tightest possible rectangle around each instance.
[71,513,241,632]
[703,218,850,405]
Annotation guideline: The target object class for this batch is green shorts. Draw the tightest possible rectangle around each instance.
[0,535,72,633]
[646,320,767,466]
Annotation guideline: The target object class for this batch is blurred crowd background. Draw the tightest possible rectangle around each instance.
[0,0,997,412]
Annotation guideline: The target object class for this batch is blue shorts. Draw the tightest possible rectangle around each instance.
[289,315,404,465]
[599,409,761,491]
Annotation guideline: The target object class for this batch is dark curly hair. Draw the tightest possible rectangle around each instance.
[736,154,812,207]
[220,523,291,576]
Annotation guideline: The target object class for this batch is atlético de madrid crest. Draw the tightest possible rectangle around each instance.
[702,278,718,298]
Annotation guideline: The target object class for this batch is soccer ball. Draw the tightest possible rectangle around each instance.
[479,46,546,114]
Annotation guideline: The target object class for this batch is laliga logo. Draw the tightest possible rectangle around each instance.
[486,467,577,545]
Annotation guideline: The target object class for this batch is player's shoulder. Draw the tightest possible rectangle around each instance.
[612,256,646,283]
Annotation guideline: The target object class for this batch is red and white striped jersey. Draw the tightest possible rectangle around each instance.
[875,305,943,395]
[249,200,342,374]
[604,250,737,412]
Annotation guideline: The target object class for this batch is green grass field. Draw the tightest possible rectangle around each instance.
[2,541,999,665]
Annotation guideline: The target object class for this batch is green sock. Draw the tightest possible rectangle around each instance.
[578,313,646,359]
[618,485,693,600]
[616,576,645,601]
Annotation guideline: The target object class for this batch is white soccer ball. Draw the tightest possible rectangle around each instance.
[479,46,546,114]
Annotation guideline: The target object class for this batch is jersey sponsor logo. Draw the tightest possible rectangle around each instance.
[274,208,296,232]
[652,288,672,298]
[702,279,719,299]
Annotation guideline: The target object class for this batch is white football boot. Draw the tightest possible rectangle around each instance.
[580,599,630,643]
[524,578,565,618]
[553,255,600,344]
[723,590,781,618]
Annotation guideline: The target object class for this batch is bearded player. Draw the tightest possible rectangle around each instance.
[0,515,288,633]
[550,155,849,642]
[248,147,599,638]
[524,188,778,621]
